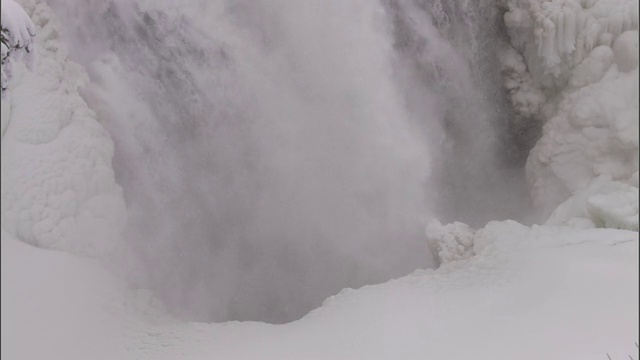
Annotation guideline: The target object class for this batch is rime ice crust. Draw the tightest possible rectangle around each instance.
[425,220,475,266]
[500,0,639,225]
[1,0,126,257]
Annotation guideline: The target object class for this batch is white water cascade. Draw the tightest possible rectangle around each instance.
[45,0,533,323]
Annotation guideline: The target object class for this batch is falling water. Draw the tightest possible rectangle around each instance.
[47,0,532,323]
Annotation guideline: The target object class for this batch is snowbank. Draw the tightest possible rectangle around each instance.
[2,223,637,359]
[0,0,126,258]
[0,229,128,359]
[500,0,639,223]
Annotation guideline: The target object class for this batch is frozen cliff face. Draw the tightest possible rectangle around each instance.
[0,0,126,258]
[500,0,639,226]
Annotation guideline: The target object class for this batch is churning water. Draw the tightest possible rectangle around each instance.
[48,0,532,323]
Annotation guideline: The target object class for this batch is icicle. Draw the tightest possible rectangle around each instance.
[576,10,587,32]
[608,12,623,39]
[631,5,639,29]
[574,25,586,65]
[556,10,565,54]
[535,27,545,57]
[565,8,576,53]
[543,18,559,67]
[584,22,600,55]
[622,11,631,34]
[598,32,613,48]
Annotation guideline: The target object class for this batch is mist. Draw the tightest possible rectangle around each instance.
[46,0,534,323]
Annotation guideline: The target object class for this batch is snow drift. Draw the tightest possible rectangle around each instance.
[2,223,638,359]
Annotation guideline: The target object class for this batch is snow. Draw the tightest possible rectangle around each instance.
[501,0,639,221]
[1,0,126,258]
[1,0,638,358]
[0,229,128,360]
[546,174,639,230]
[0,0,36,53]
[1,0,36,94]
[2,223,638,359]
[425,219,475,266]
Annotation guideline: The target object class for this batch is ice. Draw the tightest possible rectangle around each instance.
[1,0,126,258]
[500,0,639,220]
[612,30,639,72]
[425,219,475,266]
[546,174,639,230]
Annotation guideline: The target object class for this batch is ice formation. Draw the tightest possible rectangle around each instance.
[425,219,475,266]
[500,0,639,225]
[1,0,126,258]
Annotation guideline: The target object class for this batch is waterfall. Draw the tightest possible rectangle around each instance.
[47,0,531,323]
[389,0,534,226]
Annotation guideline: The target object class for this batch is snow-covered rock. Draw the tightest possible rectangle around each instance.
[425,219,475,266]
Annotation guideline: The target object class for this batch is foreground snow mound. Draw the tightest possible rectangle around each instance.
[547,173,639,230]
[0,229,128,360]
[0,0,126,257]
[2,222,637,360]
[500,0,639,221]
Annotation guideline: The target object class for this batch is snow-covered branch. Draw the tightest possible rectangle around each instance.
[1,0,36,95]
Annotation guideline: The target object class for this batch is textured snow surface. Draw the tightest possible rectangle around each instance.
[0,0,126,258]
[547,174,639,230]
[425,219,475,266]
[2,224,638,359]
[501,0,639,222]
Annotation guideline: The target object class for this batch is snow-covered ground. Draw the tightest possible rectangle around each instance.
[2,224,638,359]
[1,0,638,358]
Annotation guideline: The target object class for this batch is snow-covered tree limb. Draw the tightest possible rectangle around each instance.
[1,0,36,96]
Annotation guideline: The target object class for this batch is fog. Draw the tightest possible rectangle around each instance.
[47,0,534,323]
